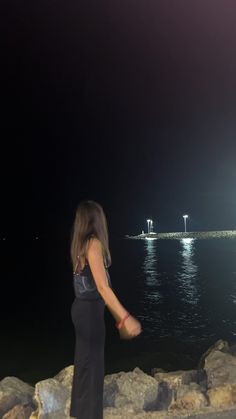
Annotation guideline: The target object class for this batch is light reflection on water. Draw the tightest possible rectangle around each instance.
[142,238,162,301]
[142,237,198,306]
[176,238,198,305]
[141,238,163,335]
[140,237,210,341]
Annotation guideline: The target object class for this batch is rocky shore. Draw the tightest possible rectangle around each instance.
[1,340,236,418]
[125,230,236,240]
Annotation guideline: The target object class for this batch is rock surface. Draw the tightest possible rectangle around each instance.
[30,378,70,418]
[2,402,34,419]
[103,406,236,418]
[153,369,207,391]
[204,350,236,388]
[207,384,236,408]
[170,384,208,411]
[198,339,230,369]
[0,376,35,417]
[104,367,159,410]
[2,339,236,418]
[53,365,73,390]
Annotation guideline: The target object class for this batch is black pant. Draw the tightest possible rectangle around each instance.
[70,297,105,419]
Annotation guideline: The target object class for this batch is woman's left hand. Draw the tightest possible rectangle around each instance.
[119,315,142,339]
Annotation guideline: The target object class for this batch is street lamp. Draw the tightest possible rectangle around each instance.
[147,219,151,234]
[150,219,153,233]
[183,215,189,233]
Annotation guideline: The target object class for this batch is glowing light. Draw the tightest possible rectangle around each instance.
[147,219,151,234]
[183,214,189,232]
[182,238,194,244]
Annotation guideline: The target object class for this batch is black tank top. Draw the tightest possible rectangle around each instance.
[73,259,112,300]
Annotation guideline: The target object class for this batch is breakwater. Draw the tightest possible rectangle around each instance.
[125,230,236,240]
[2,340,236,418]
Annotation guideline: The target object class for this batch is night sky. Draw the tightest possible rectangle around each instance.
[2,0,236,238]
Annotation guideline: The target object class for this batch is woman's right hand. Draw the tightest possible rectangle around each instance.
[119,315,142,339]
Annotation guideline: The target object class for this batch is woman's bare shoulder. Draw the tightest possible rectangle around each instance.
[87,237,102,254]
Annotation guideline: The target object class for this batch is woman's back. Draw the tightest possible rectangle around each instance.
[73,251,112,301]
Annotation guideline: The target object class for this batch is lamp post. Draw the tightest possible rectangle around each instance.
[183,215,189,233]
[150,219,153,233]
[147,219,151,234]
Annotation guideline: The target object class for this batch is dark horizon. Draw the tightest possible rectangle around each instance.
[1,0,236,238]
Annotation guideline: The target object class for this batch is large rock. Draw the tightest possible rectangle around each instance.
[170,383,208,411]
[104,367,160,411]
[29,366,74,419]
[30,378,70,419]
[53,365,73,389]
[153,369,207,410]
[153,369,207,391]
[103,371,121,408]
[204,350,236,388]
[207,384,236,409]
[198,339,229,369]
[0,377,35,418]
[2,402,34,419]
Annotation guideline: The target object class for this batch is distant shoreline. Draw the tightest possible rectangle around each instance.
[125,230,236,240]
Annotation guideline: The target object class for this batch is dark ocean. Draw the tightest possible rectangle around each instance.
[1,236,236,385]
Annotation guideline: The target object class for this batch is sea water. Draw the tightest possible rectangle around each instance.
[1,236,236,384]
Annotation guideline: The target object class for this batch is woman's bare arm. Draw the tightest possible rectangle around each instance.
[87,237,142,338]
[87,238,128,322]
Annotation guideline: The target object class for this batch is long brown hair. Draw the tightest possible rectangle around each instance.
[70,200,111,272]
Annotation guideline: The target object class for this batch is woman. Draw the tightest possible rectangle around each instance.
[69,200,142,419]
